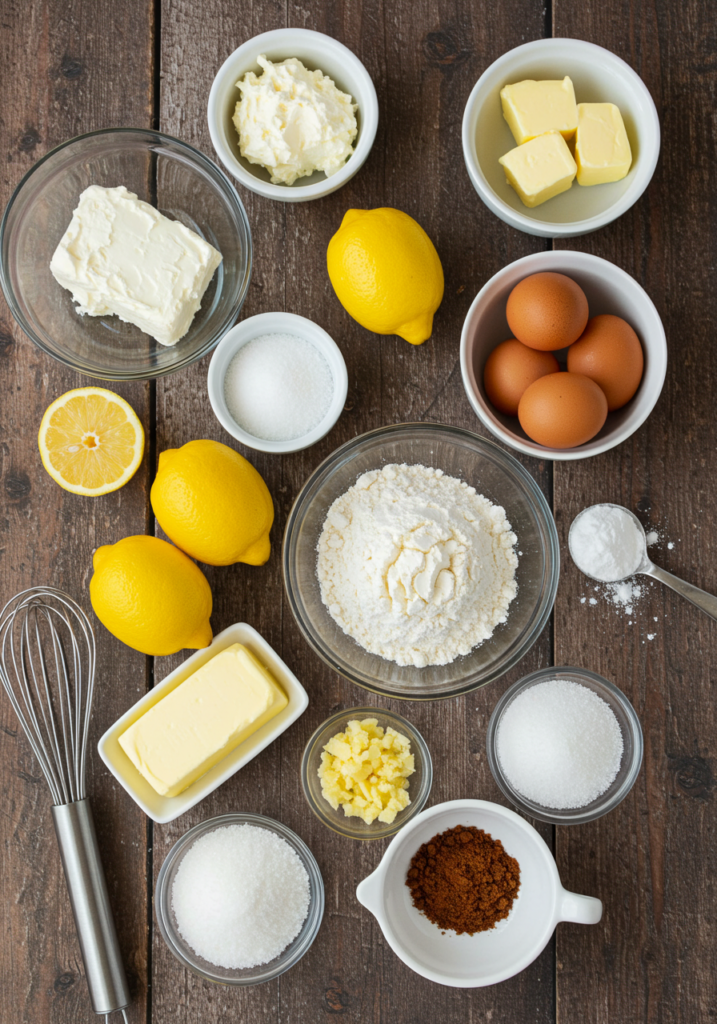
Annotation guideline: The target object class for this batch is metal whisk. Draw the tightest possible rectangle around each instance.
[0,587,130,1022]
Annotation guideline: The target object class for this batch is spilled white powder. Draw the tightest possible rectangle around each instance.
[172,824,310,969]
[224,332,333,441]
[496,679,624,809]
[570,504,644,582]
[316,464,518,668]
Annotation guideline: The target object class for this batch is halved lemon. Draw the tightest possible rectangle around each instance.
[38,388,144,496]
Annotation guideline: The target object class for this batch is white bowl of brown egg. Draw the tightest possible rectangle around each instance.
[207,28,379,202]
[459,250,667,461]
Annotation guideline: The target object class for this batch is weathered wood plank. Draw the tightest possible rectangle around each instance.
[155,2,556,1022]
[0,2,154,1022]
[552,3,717,1023]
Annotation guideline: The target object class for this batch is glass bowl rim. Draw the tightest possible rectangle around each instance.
[300,705,434,841]
[154,811,325,986]
[486,665,644,825]
[0,126,253,382]
[282,421,560,701]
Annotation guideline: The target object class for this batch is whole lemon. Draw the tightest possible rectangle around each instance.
[327,208,444,345]
[90,536,212,656]
[150,439,274,566]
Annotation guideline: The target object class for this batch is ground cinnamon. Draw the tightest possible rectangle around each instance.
[405,824,520,934]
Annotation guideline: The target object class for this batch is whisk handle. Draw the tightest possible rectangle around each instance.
[52,800,130,1016]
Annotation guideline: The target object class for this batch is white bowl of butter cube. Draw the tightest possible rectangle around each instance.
[98,623,308,823]
[462,38,660,237]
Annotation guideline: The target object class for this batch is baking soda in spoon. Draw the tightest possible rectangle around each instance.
[569,502,717,622]
[569,504,643,582]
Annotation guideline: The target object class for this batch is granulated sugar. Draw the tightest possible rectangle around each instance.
[172,824,310,969]
[570,504,644,582]
[224,332,333,441]
[496,679,624,809]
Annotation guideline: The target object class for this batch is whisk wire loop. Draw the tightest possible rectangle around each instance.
[0,586,96,806]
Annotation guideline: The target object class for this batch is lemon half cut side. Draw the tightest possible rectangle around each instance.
[38,387,145,496]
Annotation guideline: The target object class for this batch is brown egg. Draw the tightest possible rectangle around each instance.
[567,314,644,411]
[483,339,560,416]
[518,372,608,448]
[506,272,589,351]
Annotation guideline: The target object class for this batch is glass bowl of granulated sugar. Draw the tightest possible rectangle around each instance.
[155,812,324,985]
[283,422,559,700]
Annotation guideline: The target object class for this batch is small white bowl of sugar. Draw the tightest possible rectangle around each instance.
[208,312,348,453]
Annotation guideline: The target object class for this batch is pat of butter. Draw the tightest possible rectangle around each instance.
[575,103,632,186]
[500,77,578,145]
[119,643,287,797]
[50,185,222,347]
[499,132,577,208]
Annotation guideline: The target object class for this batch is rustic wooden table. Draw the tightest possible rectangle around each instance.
[2,1,715,1021]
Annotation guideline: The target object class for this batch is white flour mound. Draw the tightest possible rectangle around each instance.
[316,464,519,668]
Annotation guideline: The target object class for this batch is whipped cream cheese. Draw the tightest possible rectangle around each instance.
[50,185,222,346]
[233,55,358,186]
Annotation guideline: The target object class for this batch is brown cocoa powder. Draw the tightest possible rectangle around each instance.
[405,824,520,935]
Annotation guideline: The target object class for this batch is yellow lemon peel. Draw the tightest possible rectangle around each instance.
[150,439,274,567]
[90,535,212,656]
[327,207,444,345]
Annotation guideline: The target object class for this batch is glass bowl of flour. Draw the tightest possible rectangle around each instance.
[283,423,559,700]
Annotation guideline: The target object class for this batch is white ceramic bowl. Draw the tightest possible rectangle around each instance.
[462,38,660,237]
[208,311,348,454]
[97,623,309,823]
[356,799,602,987]
[459,250,667,461]
[208,29,378,202]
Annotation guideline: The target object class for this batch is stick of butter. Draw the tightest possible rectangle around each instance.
[500,77,578,146]
[119,643,287,797]
[499,132,577,208]
[575,103,632,186]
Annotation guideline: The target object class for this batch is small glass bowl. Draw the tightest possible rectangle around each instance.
[283,423,559,700]
[155,812,324,985]
[486,666,643,825]
[0,128,252,380]
[301,706,433,840]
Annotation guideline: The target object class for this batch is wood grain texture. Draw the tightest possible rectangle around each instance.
[154,2,555,1023]
[3,0,715,1021]
[551,2,717,1023]
[0,2,154,1022]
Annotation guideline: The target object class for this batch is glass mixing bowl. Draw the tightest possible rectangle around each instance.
[301,706,433,840]
[282,423,559,700]
[155,812,324,986]
[0,128,252,380]
[486,666,644,825]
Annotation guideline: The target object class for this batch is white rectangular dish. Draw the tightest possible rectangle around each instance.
[97,622,309,823]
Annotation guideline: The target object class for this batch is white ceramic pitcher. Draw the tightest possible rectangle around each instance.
[356,798,602,987]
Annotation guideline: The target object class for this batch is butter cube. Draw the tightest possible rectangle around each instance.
[500,77,578,145]
[499,132,577,208]
[119,643,287,797]
[575,103,632,186]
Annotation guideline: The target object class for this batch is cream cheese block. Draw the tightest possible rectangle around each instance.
[50,185,222,346]
[119,643,287,797]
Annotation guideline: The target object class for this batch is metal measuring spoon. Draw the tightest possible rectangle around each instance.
[569,503,717,622]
